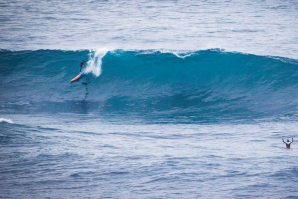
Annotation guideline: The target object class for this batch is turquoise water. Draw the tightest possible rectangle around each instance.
[1,49,298,122]
[1,1,298,198]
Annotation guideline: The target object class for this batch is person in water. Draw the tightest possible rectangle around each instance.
[282,138,294,149]
[80,60,87,72]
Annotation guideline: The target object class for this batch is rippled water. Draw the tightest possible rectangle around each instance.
[1,1,298,58]
[1,0,298,198]
[1,115,297,198]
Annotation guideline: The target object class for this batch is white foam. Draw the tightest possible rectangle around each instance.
[0,118,13,124]
[136,49,196,59]
[84,48,109,77]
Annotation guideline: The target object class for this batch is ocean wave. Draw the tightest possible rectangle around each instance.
[1,49,298,121]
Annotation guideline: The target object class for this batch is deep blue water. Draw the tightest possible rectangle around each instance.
[1,1,298,198]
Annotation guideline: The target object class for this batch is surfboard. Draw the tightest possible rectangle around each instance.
[70,72,85,83]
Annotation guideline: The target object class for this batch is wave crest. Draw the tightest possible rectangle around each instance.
[1,49,298,121]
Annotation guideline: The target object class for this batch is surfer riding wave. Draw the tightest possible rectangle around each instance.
[80,60,88,72]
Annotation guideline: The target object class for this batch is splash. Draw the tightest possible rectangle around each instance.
[84,48,108,77]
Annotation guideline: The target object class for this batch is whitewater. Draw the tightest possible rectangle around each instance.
[1,1,298,198]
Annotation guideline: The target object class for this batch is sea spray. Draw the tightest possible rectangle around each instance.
[85,49,108,77]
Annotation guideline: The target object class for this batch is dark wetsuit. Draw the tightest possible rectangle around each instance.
[283,139,293,149]
[80,60,85,72]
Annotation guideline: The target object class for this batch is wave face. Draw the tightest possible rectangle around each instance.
[1,49,298,123]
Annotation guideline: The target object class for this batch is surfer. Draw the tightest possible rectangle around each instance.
[282,138,294,149]
[80,60,87,72]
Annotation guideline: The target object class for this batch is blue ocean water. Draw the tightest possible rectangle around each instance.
[1,1,298,198]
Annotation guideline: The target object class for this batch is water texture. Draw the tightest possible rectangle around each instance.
[1,0,298,198]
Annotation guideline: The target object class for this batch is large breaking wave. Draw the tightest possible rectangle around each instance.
[1,49,298,122]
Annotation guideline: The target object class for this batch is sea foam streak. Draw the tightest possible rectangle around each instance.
[0,118,13,123]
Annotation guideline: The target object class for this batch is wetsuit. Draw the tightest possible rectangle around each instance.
[80,60,85,72]
[283,139,293,149]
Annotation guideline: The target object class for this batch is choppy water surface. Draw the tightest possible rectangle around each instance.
[1,116,297,198]
[1,0,298,198]
[1,0,298,58]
